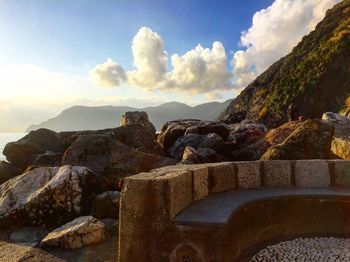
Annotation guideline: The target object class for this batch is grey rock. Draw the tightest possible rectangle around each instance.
[10,227,49,243]
[169,133,224,160]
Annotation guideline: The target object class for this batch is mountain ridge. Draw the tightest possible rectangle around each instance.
[26,100,232,132]
[220,0,350,128]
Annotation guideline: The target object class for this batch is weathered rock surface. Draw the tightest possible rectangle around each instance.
[169,133,224,160]
[264,120,303,145]
[120,111,156,134]
[158,120,231,155]
[31,151,63,166]
[181,146,200,164]
[91,191,120,219]
[62,134,177,189]
[0,161,22,185]
[0,165,104,229]
[261,119,334,160]
[112,125,163,156]
[323,112,350,159]
[181,146,222,164]
[41,216,105,249]
[184,122,230,140]
[61,129,114,149]
[223,120,269,161]
[3,129,64,168]
[157,119,201,152]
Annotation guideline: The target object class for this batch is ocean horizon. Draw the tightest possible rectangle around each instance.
[0,133,26,161]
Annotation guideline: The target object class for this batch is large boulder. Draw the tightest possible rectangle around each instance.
[157,119,202,153]
[222,120,269,161]
[158,120,231,155]
[41,216,106,249]
[264,120,303,145]
[228,119,268,143]
[112,125,163,156]
[91,191,120,219]
[0,161,22,185]
[184,122,230,140]
[261,119,334,160]
[168,133,224,160]
[61,129,114,149]
[3,129,64,168]
[62,134,177,189]
[120,111,156,134]
[322,112,350,159]
[0,165,105,229]
[181,146,222,164]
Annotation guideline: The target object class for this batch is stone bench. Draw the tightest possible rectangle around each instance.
[174,187,350,261]
[118,160,350,262]
[175,187,350,226]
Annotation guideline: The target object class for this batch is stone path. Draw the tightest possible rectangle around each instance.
[249,237,350,261]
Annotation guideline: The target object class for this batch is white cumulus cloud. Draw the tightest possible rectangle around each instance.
[232,0,341,88]
[159,41,232,93]
[128,27,168,89]
[91,27,232,94]
[90,58,127,87]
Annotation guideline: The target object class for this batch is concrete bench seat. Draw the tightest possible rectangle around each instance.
[175,187,350,226]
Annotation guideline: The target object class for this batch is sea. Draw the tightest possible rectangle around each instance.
[0,133,26,161]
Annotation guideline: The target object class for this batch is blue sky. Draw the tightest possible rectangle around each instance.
[0,0,272,73]
[0,0,340,131]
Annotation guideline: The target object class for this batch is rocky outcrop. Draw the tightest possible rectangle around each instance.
[0,161,22,185]
[91,191,120,219]
[261,119,334,160]
[158,119,271,162]
[0,165,104,229]
[219,0,350,128]
[223,120,269,161]
[181,146,222,164]
[120,111,156,134]
[158,120,233,159]
[323,112,350,159]
[112,125,163,156]
[31,152,63,166]
[60,112,163,156]
[168,133,224,160]
[41,216,105,249]
[264,121,303,145]
[62,134,177,189]
[184,122,230,140]
[157,119,201,152]
[3,129,64,168]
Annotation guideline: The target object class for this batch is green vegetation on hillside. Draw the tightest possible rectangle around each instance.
[220,0,350,127]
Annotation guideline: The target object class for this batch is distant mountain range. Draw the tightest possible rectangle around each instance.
[26,100,232,132]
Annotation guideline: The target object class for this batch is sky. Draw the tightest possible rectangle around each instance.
[0,0,341,132]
